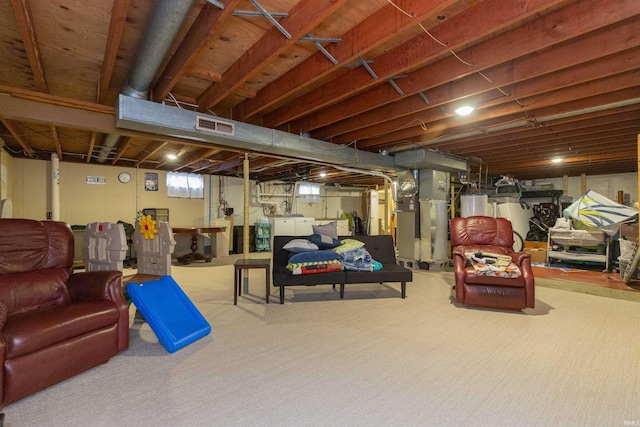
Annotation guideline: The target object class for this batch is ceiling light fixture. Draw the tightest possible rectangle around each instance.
[319,172,327,178]
[455,105,474,116]
[551,157,563,163]
[166,152,178,160]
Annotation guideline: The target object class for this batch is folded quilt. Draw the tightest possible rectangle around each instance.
[339,247,374,271]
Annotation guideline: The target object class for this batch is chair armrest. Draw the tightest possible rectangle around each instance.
[67,270,126,304]
[509,251,531,266]
[452,250,468,268]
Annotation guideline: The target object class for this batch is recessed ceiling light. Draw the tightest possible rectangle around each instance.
[455,105,474,116]
[551,157,563,163]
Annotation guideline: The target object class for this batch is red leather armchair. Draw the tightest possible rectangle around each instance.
[0,219,129,407]
[450,216,535,310]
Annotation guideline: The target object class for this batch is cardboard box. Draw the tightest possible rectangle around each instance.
[524,241,547,249]
[620,223,639,241]
[524,248,547,264]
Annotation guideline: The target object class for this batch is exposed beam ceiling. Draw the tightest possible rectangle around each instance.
[0,0,638,187]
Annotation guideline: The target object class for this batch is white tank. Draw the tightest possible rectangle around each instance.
[461,194,488,217]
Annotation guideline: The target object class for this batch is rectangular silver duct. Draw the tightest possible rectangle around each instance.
[394,149,467,172]
[116,95,398,173]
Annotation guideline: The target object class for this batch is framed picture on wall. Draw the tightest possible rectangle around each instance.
[144,172,158,191]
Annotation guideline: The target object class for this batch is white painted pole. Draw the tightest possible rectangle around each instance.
[51,153,60,220]
[243,153,250,293]
[243,153,249,258]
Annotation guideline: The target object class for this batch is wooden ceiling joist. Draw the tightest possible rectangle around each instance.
[9,0,47,92]
[196,0,349,112]
[233,0,461,120]
[152,0,243,103]
[98,0,130,104]
[0,119,33,158]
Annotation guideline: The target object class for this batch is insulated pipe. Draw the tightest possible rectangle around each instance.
[98,0,195,162]
[333,165,398,203]
[255,183,279,205]
[50,153,60,220]
[122,0,195,99]
[96,133,120,163]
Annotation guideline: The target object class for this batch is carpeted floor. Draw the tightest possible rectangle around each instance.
[3,263,640,427]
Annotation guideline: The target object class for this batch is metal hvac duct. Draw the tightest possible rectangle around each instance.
[97,0,195,162]
[122,0,195,99]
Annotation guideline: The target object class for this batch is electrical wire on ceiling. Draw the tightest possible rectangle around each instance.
[386,0,523,108]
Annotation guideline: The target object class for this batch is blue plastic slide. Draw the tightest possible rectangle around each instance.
[126,275,211,353]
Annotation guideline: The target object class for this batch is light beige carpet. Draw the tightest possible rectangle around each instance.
[4,264,640,427]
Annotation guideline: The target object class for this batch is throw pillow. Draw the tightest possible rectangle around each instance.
[289,249,340,264]
[307,233,342,249]
[312,221,338,239]
[334,238,365,254]
[282,239,319,253]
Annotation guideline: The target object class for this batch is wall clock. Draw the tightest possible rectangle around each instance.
[118,172,131,183]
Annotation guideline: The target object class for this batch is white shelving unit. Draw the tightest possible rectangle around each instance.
[546,228,609,271]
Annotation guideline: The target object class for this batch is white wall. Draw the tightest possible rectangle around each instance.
[545,172,637,205]
[12,155,635,232]
[9,159,367,229]
[10,158,205,226]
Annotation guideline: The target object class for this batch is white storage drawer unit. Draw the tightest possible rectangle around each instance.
[269,217,295,236]
[269,217,315,248]
[294,217,315,236]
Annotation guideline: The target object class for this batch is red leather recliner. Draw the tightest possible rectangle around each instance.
[0,219,129,407]
[451,216,535,310]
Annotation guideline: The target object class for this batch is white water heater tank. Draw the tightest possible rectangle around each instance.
[461,194,488,217]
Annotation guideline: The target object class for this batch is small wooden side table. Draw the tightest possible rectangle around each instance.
[234,258,271,305]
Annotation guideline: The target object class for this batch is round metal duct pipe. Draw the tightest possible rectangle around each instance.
[122,0,195,99]
[98,0,195,163]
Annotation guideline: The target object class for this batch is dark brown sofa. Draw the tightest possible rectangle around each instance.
[450,216,535,310]
[0,219,129,407]
[272,235,412,304]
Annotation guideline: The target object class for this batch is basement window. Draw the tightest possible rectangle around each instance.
[297,182,320,203]
[166,172,204,199]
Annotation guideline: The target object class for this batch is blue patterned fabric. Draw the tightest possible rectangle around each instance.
[339,247,374,271]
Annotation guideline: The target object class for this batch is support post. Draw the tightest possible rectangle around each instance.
[51,153,60,220]
[243,153,250,292]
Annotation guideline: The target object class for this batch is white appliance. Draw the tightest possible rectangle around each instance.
[461,194,488,217]
[294,217,315,236]
[269,217,295,236]
[493,202,533,249]
[269,217,314,248]
[315,219,350,236]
